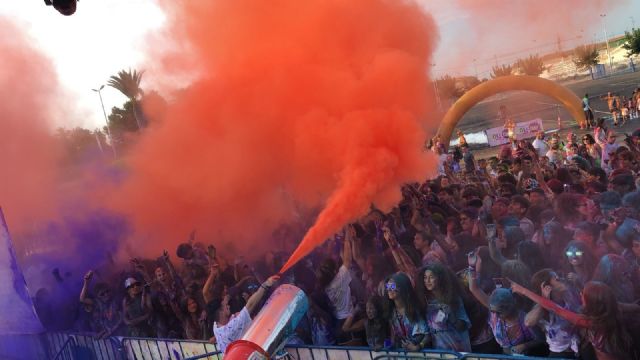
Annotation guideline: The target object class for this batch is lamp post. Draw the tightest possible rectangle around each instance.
[431,63,443,112]
[92,85,117,158]
[600,14,613,71]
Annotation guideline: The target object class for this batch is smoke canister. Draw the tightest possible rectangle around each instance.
[224,284,308,360]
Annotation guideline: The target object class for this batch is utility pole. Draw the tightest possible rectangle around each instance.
[600,14,613,71]
[631,16,636,29]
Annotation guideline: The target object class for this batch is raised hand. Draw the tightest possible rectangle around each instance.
[264,274,281,288]
[207,245,216,260]
[541,282,553,299]
[83,270,93,282]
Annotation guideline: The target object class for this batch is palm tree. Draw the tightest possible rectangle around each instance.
[108,69,145,129]
[572,45,600,78]
[491,64,513,78]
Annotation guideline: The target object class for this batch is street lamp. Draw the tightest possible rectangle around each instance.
[431,63,443,112]
[600,14,613,71]
[92,85,117,158]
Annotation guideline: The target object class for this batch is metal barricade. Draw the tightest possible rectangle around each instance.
[460,354,570,360]
[183,351,224,360]
[52,336,77,360]
[283,345,461,360]
[121,336,218,360]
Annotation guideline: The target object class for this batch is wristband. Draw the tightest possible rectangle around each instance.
[261,283,271,290]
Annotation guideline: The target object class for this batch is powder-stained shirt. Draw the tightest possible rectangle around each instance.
[213,307,251,353]
[325,265,353,320]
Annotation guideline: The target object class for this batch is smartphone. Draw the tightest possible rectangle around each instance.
[486,224,497,239]
[493,277,511,289]
[563,184,571,193]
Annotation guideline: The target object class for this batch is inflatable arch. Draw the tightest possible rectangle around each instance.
[436,75,584,147]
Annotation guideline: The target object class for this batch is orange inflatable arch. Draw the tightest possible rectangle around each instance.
[435,75,584,147]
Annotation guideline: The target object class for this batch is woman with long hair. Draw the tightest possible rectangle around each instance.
[562,241,597,291]
[415,263,471,352]
[582,133,603,167]
[173,296,207,340]
[512,281,633,360]
[525,269,581,358]
[592,254,636,303]
[594,118,608,147]
[385,272,428,351]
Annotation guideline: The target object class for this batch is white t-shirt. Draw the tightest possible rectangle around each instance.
[602,142,619,163]
[325,265,353,320]
[213,307,251,353]
[532,139,549,158]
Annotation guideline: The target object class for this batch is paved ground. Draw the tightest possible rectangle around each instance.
[457,71,640,135]
[455,71,640,159]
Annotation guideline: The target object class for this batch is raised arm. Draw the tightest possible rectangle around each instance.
[245,275,280,313]
[343,225,354,269]
[382,225,417,279]
[161,250,185,290]
[510,280,589,328]
[80,270,94,305]
[203,263,220,304]
[467,268,490,309]
[487,236,507,265]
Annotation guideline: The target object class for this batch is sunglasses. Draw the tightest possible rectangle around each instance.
[565,250,584,258]
[98,291,110,297]
[127,283,141,289]
[385,283,397,291]
[246,284,259,292]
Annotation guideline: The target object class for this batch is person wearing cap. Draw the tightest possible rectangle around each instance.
[122,277,154,337]
[210,274,280,353]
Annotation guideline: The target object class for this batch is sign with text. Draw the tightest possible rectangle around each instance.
[485,118,544,147]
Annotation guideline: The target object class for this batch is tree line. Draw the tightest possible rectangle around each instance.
[434,29,640,103]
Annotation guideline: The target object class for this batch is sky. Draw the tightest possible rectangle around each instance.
[0,1,638,130]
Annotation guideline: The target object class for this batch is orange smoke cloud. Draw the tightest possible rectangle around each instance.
[0,19,61,235]
[110,0,438,263]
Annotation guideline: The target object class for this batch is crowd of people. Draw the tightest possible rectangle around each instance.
[34,112,640,360]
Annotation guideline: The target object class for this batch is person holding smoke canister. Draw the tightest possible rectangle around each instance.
[209,274,280,353]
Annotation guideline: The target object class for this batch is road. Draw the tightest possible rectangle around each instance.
[456,71,640,137]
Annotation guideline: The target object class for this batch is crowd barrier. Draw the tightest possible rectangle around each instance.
[0,333,568,360]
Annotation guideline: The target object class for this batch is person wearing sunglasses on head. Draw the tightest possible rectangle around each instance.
[385,273,429,351]
[122,277,154,337]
